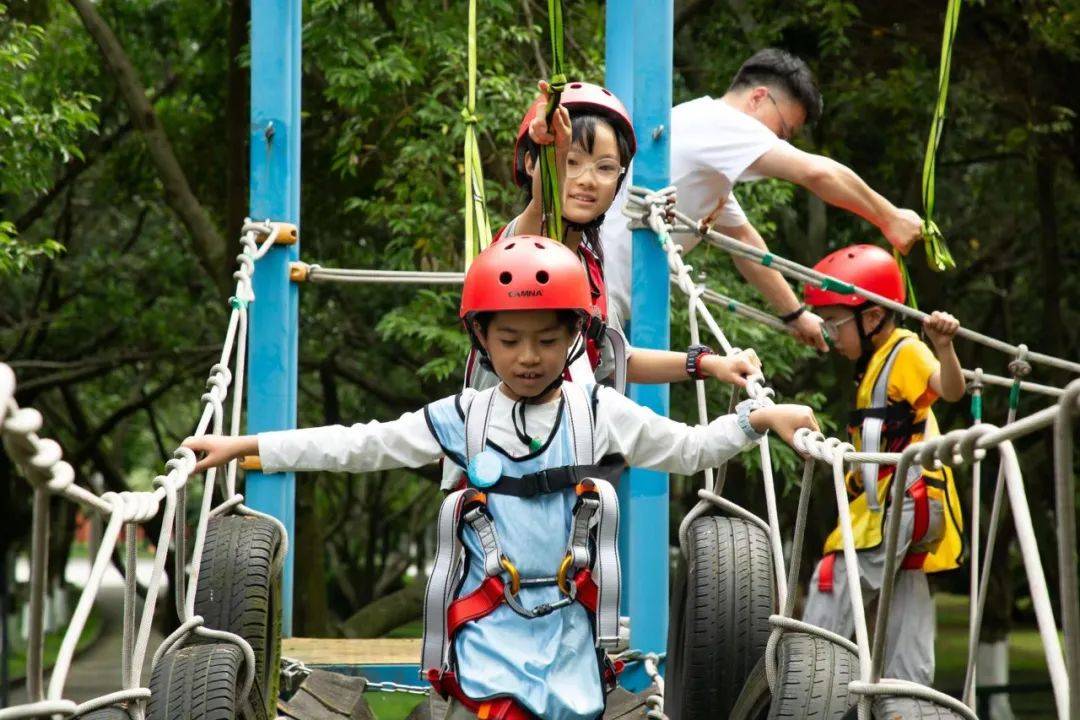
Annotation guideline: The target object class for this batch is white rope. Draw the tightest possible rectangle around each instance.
[626,186,1080,376]
[0,219,284,718]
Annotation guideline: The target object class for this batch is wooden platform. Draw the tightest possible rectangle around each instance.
[282,637,422,666]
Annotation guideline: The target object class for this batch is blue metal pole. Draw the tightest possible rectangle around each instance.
[247,0,301,637]
[604,0,633,114]
[621,0,673,692]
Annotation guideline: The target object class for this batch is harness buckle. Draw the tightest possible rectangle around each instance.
[534,469,553,494]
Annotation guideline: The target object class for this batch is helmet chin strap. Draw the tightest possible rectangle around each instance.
[853,303,890,376]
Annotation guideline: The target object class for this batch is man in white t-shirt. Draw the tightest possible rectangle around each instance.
[603,48,924,351]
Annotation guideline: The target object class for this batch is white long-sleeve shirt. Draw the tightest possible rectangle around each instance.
[258,383,758,476]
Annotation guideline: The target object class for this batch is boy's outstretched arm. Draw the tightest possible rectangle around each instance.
[184,435,258,473]
[923,311,965,402]
[597,385,819,476]
[182,408,443,475]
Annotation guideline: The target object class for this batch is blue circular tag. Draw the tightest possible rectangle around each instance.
[467,450,503,488]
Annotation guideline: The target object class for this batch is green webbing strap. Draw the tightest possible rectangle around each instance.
[897,0,961,308]
[462,0,492,268]
[539,0,566,242]
[918,0,961,275]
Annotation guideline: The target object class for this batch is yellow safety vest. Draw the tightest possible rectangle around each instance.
[822,330,964,573]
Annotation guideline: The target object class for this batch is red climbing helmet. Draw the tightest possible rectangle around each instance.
[803,244,905,307]
[513,81,637,188]
[460,235,592,318]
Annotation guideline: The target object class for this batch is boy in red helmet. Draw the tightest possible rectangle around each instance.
[185,238,821,720]
[801,244,966,685]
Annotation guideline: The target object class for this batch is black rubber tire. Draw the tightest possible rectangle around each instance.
[871,697,966,719]
[73,709,132,719]
[666,515,775,719]
[664,549,689,716]
[770,632,859,719]
[194,515,282,718]
[147,643,243,720]
[729,653,771,720]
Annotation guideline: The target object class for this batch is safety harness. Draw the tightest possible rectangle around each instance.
[818,336,960,592]
[422,383,623,714]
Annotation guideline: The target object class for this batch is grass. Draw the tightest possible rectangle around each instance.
[5,608,104,683]
[935,593,1056,718]
[364,691,426,718]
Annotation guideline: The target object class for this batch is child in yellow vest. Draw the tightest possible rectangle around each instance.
[801,244,966,684]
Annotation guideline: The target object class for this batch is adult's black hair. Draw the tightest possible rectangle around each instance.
[728,48,823,125]
[516,110,634,265]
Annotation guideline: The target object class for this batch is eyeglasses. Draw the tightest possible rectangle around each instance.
[566,155,625,183]
[766,92,795,141]
[821,313,856,339]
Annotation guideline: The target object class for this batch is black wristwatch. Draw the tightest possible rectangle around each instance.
[685,344,715,380]
[779,305,808,324]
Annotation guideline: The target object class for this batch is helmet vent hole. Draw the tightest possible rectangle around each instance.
[499,271,513,285]
[505,242,516,250]
[536,270,549,284]
[534,242,545,249]
[570,82,582,89]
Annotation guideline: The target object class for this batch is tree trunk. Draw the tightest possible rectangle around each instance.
[340,579,426,639]
[66,0,232,297]
[1033,153,1068,378]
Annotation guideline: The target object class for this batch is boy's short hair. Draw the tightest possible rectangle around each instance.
[728,48,823,125]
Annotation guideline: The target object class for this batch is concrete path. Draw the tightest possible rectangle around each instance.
[7,557,166,707]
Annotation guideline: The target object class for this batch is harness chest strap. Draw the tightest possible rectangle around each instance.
[817,475,946,592]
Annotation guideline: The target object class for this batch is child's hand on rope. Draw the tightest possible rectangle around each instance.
[528,81,571,173]
[922,310,960,351]
[528,82,571,147]
[700,349,762,388]
[182,435,257,473]
[749,404,820,454]
[883,208,924,255]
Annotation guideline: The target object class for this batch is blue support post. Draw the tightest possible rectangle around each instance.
[620,0,673,691]
[604,0,633,114]
[246,0,302,636]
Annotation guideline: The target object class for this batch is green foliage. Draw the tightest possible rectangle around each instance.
[0,7,97,271]
[2,0,1077,639]
[0,222,64,273]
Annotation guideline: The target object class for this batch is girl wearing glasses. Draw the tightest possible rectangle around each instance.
[463,82,760,399]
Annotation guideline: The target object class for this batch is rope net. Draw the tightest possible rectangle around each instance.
[3,193,1078,717]
[0,221,288,720]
